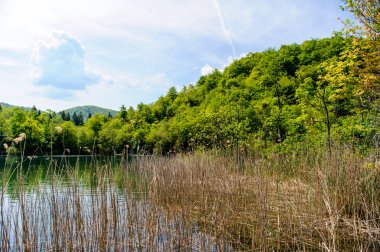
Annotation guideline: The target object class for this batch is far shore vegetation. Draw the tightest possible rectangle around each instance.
[0,0,379,250]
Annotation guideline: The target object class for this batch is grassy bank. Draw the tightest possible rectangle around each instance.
[1,149,380,251]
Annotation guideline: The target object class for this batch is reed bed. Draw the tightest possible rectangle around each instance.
[0,148,380,251]
[140,149,380,251]
[0,159,228,251]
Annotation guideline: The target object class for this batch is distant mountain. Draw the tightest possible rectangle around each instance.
[0,102,31,110]
[0,103,118,119]
[0,102,13,108]
[61,105,118,119]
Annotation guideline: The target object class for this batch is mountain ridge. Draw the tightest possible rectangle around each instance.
[60,105,118,119]
[0,102,32,111]
[0,102,117,118]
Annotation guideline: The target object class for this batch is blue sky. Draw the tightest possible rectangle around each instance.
[0,0,352,111]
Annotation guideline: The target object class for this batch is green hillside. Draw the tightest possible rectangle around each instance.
[0,102,31,111]
[61,105,118,120]
[0,102,13,108]
[1,33,378,156]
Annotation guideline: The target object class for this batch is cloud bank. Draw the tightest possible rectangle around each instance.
[201,64,214,76]
[32,32,99,91]
[0,0,352,111]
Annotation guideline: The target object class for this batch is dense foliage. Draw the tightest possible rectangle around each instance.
[61,105,117,122]
[0,1,378,156]
[0,36,377,156]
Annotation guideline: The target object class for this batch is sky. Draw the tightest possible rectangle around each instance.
[0,0,352,111]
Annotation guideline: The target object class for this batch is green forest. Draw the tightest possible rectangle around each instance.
[0,0,379,157]
[1,1,380,251]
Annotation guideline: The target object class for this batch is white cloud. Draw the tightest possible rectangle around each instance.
[0,0,351,111]
[0,56,22,67]
[0,68,172,111]
[32,32,99,90]
[74,72,172,110]
[201,64,214,76]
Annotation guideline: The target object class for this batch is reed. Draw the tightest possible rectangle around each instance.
[141,148,380,251]
[0,157,228,251]
[0,147,379,251]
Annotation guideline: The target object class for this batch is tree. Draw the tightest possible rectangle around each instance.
[119,105,127,121]
[98,118,123,154]
[78,112,84,125]
[296,64,335,152]
[166,86,178,101]
[72,112,79,126]
[31,105,38,116]
[65,112,71,121]
[342,0,380,39]
[51,121,79,154]
[60,111,66,120]
[341,0,380,102]
[85,114,107,141]
[8,109,45,154]
[72,112,84,126]
[0,109,7,153]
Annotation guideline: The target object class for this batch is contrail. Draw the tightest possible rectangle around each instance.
[211,0,237,58]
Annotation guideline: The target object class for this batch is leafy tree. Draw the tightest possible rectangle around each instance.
[8,109,45,154]
[342,0,380,39]
[146,121,172,154]
[341,0,380,103]
[98,118,124,154]
[167,86,178,101]
[9,108,27,138]
[31,105,38,118]
[0,109,8,155]
[53,121,78,154]
[86,114,106,138]
[3,33,377,155]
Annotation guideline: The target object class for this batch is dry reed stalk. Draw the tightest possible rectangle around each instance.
[1,147,380,250]
[140,150,380,250]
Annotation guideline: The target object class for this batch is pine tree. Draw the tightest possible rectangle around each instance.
[61,111,66,120]
[72,112,79,126]
[120,105,127,121]
[65,112,71,121]
[78,112,84,125]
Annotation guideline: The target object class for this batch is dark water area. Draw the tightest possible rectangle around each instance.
[0,155,228,251]
[0,155,124,193]
[0,155,124,169]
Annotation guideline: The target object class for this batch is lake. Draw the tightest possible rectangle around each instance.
[0,155,230,251]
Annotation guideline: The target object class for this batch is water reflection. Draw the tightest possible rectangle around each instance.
[0,156,229,251]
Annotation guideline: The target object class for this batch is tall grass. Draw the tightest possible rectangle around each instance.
[142,148,380,251]
[0,147,379,251]
[0,157,229,251]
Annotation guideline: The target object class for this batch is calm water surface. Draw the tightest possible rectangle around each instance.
[0,156,228,251]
